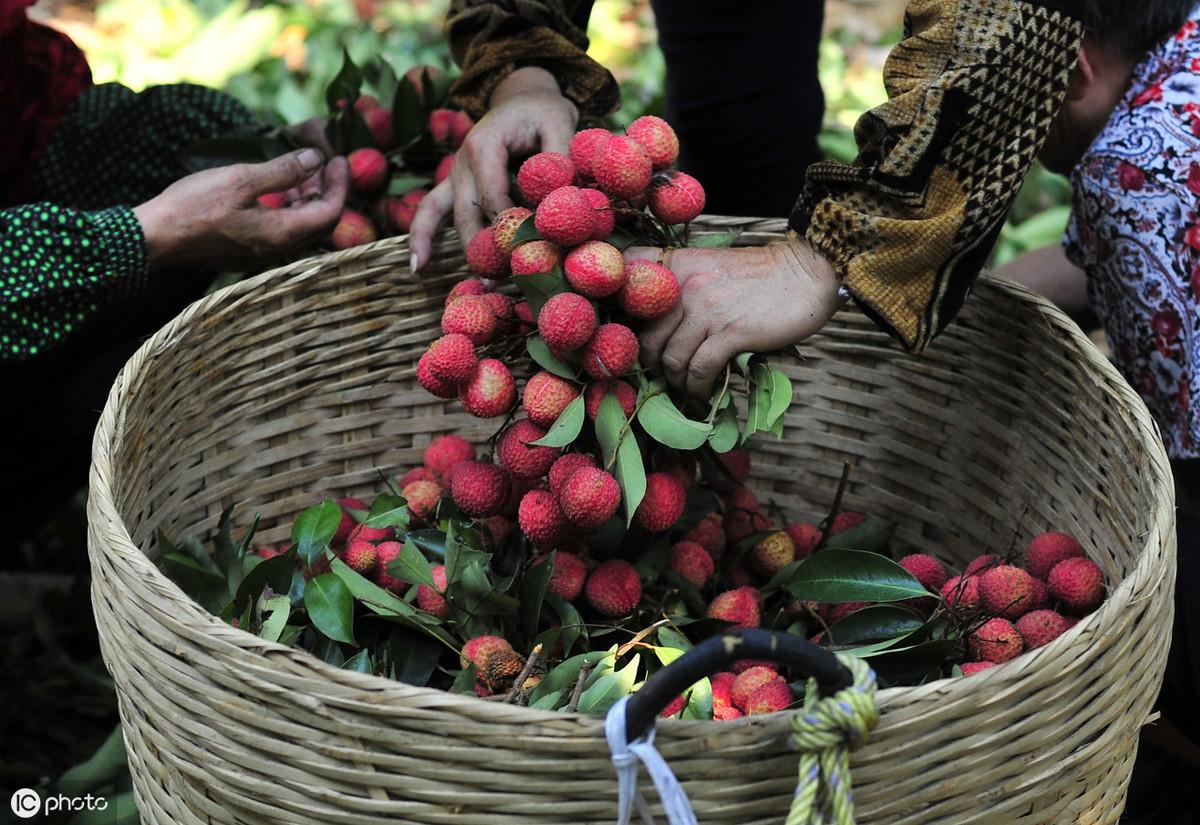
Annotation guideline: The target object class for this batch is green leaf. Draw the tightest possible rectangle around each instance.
[637,392,712,450]
[513,266,567,318]
[545,593,588,656]
[407,528,448,559]
[786,549,927,603]
[391,75,425,148]
[681,677,714,721]
[451,664,478,695]
[527,335,578,380]
[520,553,555,640]
[387,539,437,588]
[765,368,793,429]
[595,394,645,526]
[743,361,775,444]
[214,505,237,572]
[388,173,433,196]
[707,408,740,453]
[826,605,924,646]
[364,493,410,531]
[861,638,961,684]
[532,395,585,447]
[687,230,741,248]
[325,48,363,111]
[233,548,297,613]
[292,501,342,566]
[824,516,896,554]
[258,594,291,643]
[342,649,373,673]
[529,690,565,709]
[57,724,126,794]
[444,521,490,588]
[304,573,356,645]
[732,352,756,377]
[656,625,693,653]
[527,650,611,706]
[511,214,542,245]
[161,553,229,611]
[386,628,443,686]
[577,653,640,714]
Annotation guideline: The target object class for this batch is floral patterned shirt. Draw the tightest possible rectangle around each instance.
[1065,8,1200,459]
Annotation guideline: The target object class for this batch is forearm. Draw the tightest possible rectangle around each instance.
[996,244,1090,318]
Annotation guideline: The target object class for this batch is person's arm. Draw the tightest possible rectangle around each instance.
[995,244,1090,319]
[792,0,1086,353]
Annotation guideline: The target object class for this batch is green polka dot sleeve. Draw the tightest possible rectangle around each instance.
[1,203,147,361]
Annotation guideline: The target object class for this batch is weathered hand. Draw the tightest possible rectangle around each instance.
[133,148,348,271]
[626,239,844,398]
[410,67,578,271]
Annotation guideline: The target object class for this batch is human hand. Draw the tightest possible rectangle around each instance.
[410,67,578,272]
[627,239,845,398]
[133,148,349,271]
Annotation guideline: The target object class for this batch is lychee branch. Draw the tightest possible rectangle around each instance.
[503,642,543,703]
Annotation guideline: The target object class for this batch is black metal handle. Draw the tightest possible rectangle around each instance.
[624,629,853,742]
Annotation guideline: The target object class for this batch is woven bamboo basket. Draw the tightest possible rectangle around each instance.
[88,216,1175,825]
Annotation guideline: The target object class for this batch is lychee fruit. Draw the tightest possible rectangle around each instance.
[386,189,426,233]
[961,661,996,677]
[518,488,571,546]
[257,191,287,209]
[706,586,761,630]
[830,511,867,535]
[348,147,388,194]
[583,323,639,379]
[725,509,773,544]
[482,649,524,691]
[569,128,612,179]
[745,680,792,716]
[398,467,432,487]
[482,291,515,325]
[635,472,687,532]
[549,452,598,497]
[647,170,705,224]
[585,380,637,419]
[351,94,378,112]
[429,108,472,149]
[423,435,475,479]
[517,152,576,206]
[899,553,950,593]
[348,523,393,544]
[964,554,1003,576]
[725,486,760,514]
[749,531,795,577]
[618,260,681,320]
[820,601,867,626]
[730,666,783,712]
[594,135,652,200]
[670,541,715,587]
[492,206,534,255]
[342,539,379,576]
[581,187,615,239]
[1015,609,1071,649]
[374,541,408,593]
[786,523,822,559]
[1046,557,1105,614]
[538,291,597,353]
[540,550,588,601]
[435,153,454,184]
[402,479,442,524]
[334,496,368,545]
[449,460,510,517]
[442,294,498,346]
[941,575,982,612]
[560,466,622,529]
[585,559,642,617]
[418,352,459,398]
[460,635,514,671]
[683,514,727,560]
[425,334,478,383]
[968,617,1024,664]
[466,227,509,278]
[514,300,536,334]
[564,241,626,298]
[510,240,562,275]
[331,209,378,250]
[416,565,449,618]
[364,106,394,150]
[978,564,1037,620]
[497,419,561,480]
[459,358,517,418]
[446,278,489,305]
[1028,576,1049,611]
[626,115,679,170]
[711,671,736,712]
[1026,532,1085,580]
[522,371,580,428]
[534,185,596,246]
[715,449,751,488]
[659,695,685,718]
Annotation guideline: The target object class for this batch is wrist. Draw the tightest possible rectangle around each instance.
[781,237,843,309]
[132,198,176,271]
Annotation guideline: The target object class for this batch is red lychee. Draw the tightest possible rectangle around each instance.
[647,170,705,225]
[749,531,795,577]
[581,187,615,239]
[560,466,622,529]
[979,564,1037,620]
[257,191,287,209]
[899,553,950,593]
[482,291,515,325]
[510,240,562,275]
[583,323,640,379]
[659,695,685,718]
[786,523,822,559]
[402,479,442,524]
[968,617,1024,664]
[423,435,474,479]
[820,601,867,626]
[425,334,478,383]
[331,209,378,250]
[584,559,642,617]
[830,511,867,535]
[1015,609,1072,649]
[711,671,736,712]
[941,575,982,612]
[745,680,792,716]
[459,358,517,418]
[535,185,596,246]
[1026,532,1085,580]
[964,554,1003,576]
[626,115,679,170]
[441,294,498,346]
[538,291,597,353]
[518,488,571,546]
[386,189,426,233]
[342,539,379,576]
[334,496,368,545]
[585,379,637,419]
[428,108,457,145]
[540,550,588,601]
[618,260,681,320]
[725,509,773,544]
[374,541,408,593]
[725,486,760,514]
[497,419,561,480]
[730,666,782,712]
[348,147,388,194]
[514,300,536,334]
[961,661,996,677]
[492,206,534,256]
[398,467,431,487]
[715,449,751,488]
[418,351,458,398]
[446,278,489,306]
[594,135,653,200]
[522,371,580,428]
[683,514,726,560]
[517,152,576,206]
[461,635,514,671]
[450,460,511,517]
[1047,557,1105,615]
[364,106,394,150]
[466,227,509,278]
[706,586,761,630]
[569,128,613,179]
[670,540,715,587]
[564,241,626,298]
[548,452,598,496]
[416,565,449,618]
[635,472,686,532]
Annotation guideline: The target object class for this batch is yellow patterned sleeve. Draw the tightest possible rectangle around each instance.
[790,0,1085,352]
[445,0,619,120]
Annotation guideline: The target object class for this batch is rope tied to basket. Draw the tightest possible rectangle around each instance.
[604,695,698,825]
[785,655,878,825]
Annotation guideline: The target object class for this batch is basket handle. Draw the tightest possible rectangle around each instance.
[623,628,853,742]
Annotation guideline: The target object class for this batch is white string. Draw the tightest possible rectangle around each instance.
[604,696,699,825]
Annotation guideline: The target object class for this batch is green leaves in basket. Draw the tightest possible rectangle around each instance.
[160,553,228,613]
[512,214,542,246]
[652,627,713,720]
[258,594,291,643]
[232,547,297,615]
[364,493,410,531]
[527,335,577,380]
[329,557,457,647]
[292,500,343,566]
[544,593,588,656]
[637,381,712,450]
[304,572,356,645]
[513,266,567,318]
[390,72,427,151]
[385,539,436,589]
[385,627,443,686]
[520,552,555,640]
[687,230,741,248]
[577,651,640,715]
[527,649,611,708]
[707,408,740,453]
[532,396,585,447]
[323,49,374,155]
[823,516,895,555]
[860,638,961,685]
[784,549,927,604]
[825,604,925,647]
[595,393,646,526]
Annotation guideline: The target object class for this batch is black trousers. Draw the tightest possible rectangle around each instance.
[650,0,825,218]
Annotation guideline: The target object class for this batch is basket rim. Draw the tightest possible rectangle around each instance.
[87,219,1177,731]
